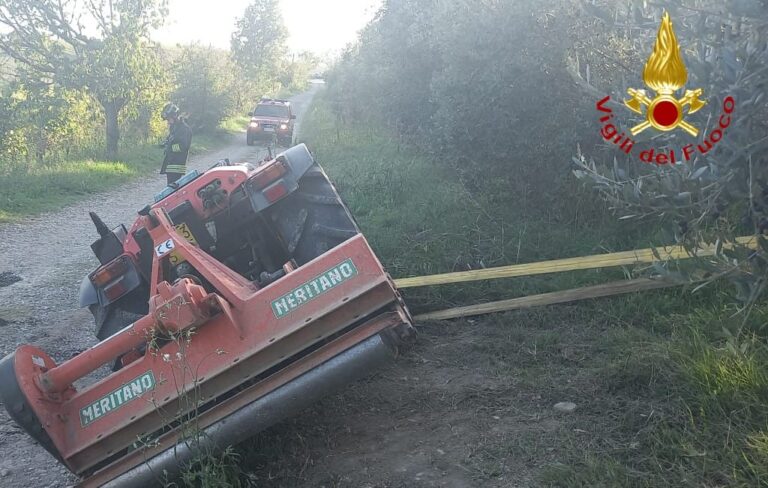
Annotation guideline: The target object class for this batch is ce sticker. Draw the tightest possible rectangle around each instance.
[155,238,175,257]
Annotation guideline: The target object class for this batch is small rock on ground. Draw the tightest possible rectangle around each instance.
[554,401,577,413]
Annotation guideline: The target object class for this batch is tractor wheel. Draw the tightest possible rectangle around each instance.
[272,164,360,266]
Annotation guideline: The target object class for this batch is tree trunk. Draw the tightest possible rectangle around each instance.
[35,125,46,166]
[103,100,120,160]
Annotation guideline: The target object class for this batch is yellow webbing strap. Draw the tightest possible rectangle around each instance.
[394,236,756,289]
[413,278,681,321]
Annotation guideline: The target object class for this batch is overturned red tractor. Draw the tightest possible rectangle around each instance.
[0,144,413,486]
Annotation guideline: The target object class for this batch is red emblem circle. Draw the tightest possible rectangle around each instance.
[652,100,679,127]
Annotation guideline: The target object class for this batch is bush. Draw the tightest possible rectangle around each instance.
[170,45,239,132]
[323,0,615,245]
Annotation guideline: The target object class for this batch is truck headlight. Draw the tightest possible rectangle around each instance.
[279,123,288,130]
[250,122,259,128]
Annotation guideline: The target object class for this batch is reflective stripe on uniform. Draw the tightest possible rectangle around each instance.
[165,164,187,174]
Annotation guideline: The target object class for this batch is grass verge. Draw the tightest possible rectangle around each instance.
[219,115,251,134]
[0,125,236,223]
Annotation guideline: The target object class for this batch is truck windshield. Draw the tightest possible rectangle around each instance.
[254,105,289,118]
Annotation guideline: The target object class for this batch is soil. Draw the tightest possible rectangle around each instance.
[238,312,591,488]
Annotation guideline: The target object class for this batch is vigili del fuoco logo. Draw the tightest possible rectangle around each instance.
[595,12,735,165]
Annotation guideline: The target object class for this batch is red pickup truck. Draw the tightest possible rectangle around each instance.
[247,98,296,146]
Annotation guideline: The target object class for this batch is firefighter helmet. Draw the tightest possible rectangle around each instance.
[161,103,180,121]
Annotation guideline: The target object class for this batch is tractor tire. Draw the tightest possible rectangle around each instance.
[272,164,360,266]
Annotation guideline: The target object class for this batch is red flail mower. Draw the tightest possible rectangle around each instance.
[0,144,413,486]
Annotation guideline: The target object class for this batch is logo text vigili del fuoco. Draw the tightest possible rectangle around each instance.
[595,12,734,165]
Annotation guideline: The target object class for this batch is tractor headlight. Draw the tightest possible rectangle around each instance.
[279,123,288,130]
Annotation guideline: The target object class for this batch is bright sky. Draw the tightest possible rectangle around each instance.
[154,0,382,56]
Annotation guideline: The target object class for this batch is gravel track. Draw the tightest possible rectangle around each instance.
[0,85,319,488]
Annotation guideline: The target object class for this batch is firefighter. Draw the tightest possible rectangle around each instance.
[159,103,192,185]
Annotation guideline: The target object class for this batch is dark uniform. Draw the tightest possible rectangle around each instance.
[161,117,192,185]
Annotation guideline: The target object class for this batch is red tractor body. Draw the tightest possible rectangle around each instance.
[0,144,412,486]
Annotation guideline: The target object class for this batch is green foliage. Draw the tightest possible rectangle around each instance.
[0,0,170,157]
[522,290,768,488]
[0,0,310,169]
[429,2,580,177]
[0,80,102,166]
[219,115,252,133]
[231,0,287,71]
[176,447,251,488]
[278,52,319,93]
[170,45,238,132]
[231,0,287,96]
[326,0,587,187]
[571,2,768,304]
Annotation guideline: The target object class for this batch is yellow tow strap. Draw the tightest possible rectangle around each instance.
[394,236,756,289]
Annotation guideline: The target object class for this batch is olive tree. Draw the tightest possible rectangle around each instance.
[0,0,168,159]
[231,0,287,96]
[571,1,768,303]
[171,44,237,132]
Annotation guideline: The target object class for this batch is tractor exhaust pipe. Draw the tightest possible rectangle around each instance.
[101,333,394,487]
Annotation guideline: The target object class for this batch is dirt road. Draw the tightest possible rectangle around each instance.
[0,85,320,487]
